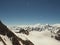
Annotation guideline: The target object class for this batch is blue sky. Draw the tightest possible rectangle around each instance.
[0,0,60,25]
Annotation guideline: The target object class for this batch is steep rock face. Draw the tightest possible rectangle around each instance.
[0,21,8,35]
[0,21,34,45]
[0,21,21,45]
[12,37,21,45]
[55,30,60,41]
[18,28,29,35]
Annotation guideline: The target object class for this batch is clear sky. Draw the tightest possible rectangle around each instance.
[0,0,60,25]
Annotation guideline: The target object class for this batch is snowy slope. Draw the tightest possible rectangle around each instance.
[27,31,60,45]
[8,24,60,32]
[0,23,60,45]
[0,35,12,45]
[7,24,60,45]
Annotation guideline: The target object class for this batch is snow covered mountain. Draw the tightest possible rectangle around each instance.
[0,21,60,45]
[0,21,34,45]
[9,23,60,32]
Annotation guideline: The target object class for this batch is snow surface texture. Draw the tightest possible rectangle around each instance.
[1,24,60,45]
[28,31,60,45]
[0,35,12,45]
[7,24,60,45]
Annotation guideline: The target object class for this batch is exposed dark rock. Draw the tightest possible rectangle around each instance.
[12,37,21,45]
[55,30,60,41]
[0,21,34,45]
[0,21,7,35]
[57,30,60,34]
[0,21,21,45]
[18,28,29,35]
[55,36,60,41]
[23,40,34,45]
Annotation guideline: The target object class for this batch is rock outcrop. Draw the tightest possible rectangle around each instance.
[18,28,29,35]
[55,30,60,41]
[0,21,34,45]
